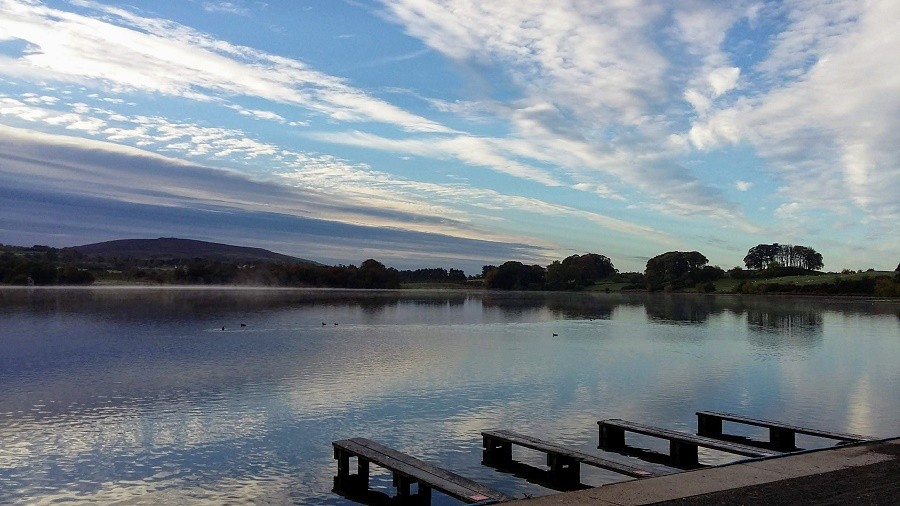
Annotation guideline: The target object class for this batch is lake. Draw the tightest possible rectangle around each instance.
[1,287,898,504]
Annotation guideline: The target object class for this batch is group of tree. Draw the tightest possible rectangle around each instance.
[161,258,404,289]
[0,246,94,285]
[643,251,724,291]
[398,267,467,284]
[546,253,616,290]
[482,245,834,293]
[743,243,823,271]
[481,254,617,290]
[483,261,548,290]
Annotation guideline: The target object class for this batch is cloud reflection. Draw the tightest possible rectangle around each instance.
[1,289,898,504]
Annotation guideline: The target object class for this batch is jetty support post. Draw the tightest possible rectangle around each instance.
[547,453,581,488]
[599,423,626,450]
[334,447,370,493]
[770,427,796,451]
[393,472,431,505]
[697,412,723,438]
[670,440,699,467]
[483,434,512,466]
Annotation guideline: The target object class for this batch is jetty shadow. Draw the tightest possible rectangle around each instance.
[481,459,591,492]
[332,481,434,506]
[597,445,706,471]
[706,433,799,452]
[331,485,395,506]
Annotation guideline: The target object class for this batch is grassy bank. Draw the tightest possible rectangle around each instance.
[583,270,899,297]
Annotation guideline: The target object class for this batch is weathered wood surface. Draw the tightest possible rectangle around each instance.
[333,437,511,504]
[696,410,872,445]
[482,429,657,479]
[598,419,782,466]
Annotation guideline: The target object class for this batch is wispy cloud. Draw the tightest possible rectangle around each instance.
[377,0,898,241]
[1,0,897,271]
[375,1,753,222]
[0,0,452,133]
[690,0,900,225]
[201,1,253,17]
[0,124,553,269]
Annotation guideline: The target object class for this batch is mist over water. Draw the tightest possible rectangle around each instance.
[1,288,898,504]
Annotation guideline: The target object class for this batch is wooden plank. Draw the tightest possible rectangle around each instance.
[483,429,656,479]
[335,438,498,503]
[696,411,872,442]
[598,419,782,458]
[333,438,510,503]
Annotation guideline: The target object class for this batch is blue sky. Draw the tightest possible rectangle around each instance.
[0,0,897,273]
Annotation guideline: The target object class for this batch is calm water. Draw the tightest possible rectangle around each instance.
[1,288,898,504]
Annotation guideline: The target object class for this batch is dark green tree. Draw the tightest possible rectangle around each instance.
[484,261,545,290]
[744,243,781,269]
[791,245,823,270]
[744,243,823,271]
[357,259,402,289]
[546,253,616,289]
[644,251,711,290]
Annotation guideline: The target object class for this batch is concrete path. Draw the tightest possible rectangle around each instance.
[515,438,899,505]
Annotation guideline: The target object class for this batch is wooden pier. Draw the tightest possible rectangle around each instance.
[333,410,876,504]
[482,429,657,488]
[332,437,510,505]
[598,419,782,467]
[696,410,873,451]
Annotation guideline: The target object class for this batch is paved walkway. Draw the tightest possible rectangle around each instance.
[516,438,899,505]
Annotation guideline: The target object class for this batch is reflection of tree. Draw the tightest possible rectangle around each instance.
[0,288,478,320]
[481,293,549,316]
[643,295,716,324]
[746,309,823,349]
[747,310,822,331]
[482,292,632,320]
[545,297,615,320]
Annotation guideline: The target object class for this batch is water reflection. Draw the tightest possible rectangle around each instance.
[1,288,898,505]
[643,295,716,324]
[746,309,823,348]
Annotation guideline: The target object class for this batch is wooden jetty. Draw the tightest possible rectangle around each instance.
[598,418,782,467]
[332,437,511,505]
[482,429,657,488]
[696,410,873,451]
[333,410,874,503]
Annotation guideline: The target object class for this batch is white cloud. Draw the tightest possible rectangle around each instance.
[2,0,897,269]
[708,66,740,97]
[0,0,452,133]
[755,0,865,79]
[377,1,756,224]
[310,130,565,187]
[201,1,252,16]
[692,0,900,223]
[226,104,286,123]
[775,201,802,220]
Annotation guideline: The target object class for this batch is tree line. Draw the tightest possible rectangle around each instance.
[0,244,483,289]
[481,251,722,291]
[2,242,897,296]
[480,243,830,292]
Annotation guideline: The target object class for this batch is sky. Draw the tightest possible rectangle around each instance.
[0,0,898,274]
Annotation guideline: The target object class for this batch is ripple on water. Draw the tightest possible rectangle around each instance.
[2,290,898,504]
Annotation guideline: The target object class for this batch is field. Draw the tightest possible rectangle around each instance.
[587,270,898,295]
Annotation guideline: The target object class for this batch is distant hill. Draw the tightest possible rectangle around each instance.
[69,238,319,265]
